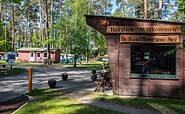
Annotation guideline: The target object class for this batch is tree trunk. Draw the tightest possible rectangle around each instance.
[59,0,62,16]
[17,27,20,48]
[25,14,28,47]
[144,0,148,19]
[0,1,2,22]
[12,3,15,52]
[121,0,124,17]
[38,0,44,47]
[50,0,54,48]
[73,10,78,67]
[88,0,91,14]
[158,0,163,20]
[5,23,7,52]
[45,0,51,65]
[59,0,62,49]
[86,1,92,63]
[2,2,5,23]
[65,10,68,59]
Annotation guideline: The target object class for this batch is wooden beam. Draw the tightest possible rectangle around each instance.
[120,35,180,43]
[148,79,150,97]
[115,35,119,94]
[182,35,185,98]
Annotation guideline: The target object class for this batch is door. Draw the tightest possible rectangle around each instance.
[30,52,34,62]
[36,52,41,62]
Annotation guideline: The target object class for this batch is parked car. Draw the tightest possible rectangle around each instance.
[60,58,81,63]
[101,58,109,62]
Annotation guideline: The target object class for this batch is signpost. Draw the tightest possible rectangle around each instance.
[7,52,16,69]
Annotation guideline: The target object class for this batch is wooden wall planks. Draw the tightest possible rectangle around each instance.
[85,15,185,98]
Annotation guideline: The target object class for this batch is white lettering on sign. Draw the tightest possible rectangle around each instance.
[120,35,180,43]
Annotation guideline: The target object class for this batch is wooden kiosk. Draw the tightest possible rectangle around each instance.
[85,15,185,98]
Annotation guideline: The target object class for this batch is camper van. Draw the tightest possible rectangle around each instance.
[60,54,84,63]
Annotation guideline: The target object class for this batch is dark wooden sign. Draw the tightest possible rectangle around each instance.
[120,35,180,43]
[107,26,181,33]
[101,20,110,26]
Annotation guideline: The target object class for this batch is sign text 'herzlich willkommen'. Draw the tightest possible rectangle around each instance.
[107,26,182,33]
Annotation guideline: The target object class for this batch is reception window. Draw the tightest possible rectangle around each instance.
[131,44,176,79]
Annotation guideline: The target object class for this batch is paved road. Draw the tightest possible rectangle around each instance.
[0,67,162,114]
[0,66,98,103]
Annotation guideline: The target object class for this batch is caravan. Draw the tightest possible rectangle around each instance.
[60,54,83,63]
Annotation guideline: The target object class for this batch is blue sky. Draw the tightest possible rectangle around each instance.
[111,0,117,13]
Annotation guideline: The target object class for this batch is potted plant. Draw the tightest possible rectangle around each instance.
[48,79,57,88]
[91,73,97,81]
[92,69,96,74]
[92,50,99,57]
[92,47,99,57]
[61,72,68,81]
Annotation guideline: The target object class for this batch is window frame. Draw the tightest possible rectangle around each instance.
[36,52,40,58]
[130,44,177,79]
[43,52,47,58]
[30,52,34,57]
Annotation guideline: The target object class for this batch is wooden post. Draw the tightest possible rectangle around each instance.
[27,68,32,94]
[148,79,150,97]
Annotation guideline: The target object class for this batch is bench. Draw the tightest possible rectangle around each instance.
[94,70,112,92]
[101,62,110,71]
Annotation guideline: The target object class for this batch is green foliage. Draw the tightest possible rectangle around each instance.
[1,0,183,59]
[31,30,41,47]
[114,0,144,18]
[2,0,20,3]
[164,48,176,56]
[0,22,12,52]
[114,0,182,21]
[178,0,185,14]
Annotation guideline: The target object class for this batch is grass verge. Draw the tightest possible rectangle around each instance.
[0,60,103,70]
[0,68,25,76]
[0,60,47,67]
[89,93,185,114]
[15,89,119,114]
[63,61,103,70]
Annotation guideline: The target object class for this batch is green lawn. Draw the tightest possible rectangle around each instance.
[0,60,103,70]
[90,94,185,114]
[15,89,185,114]
[0,60,47,67]
[63,61,103,70]
[0,68,26,76]
[15,89,119,114]
[0,60,103,77]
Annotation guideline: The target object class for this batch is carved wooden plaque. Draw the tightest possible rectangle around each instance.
[107,26,181,33]
[120,35,180,43]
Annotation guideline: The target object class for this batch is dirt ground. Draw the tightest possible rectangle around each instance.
[0,95,29,114]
